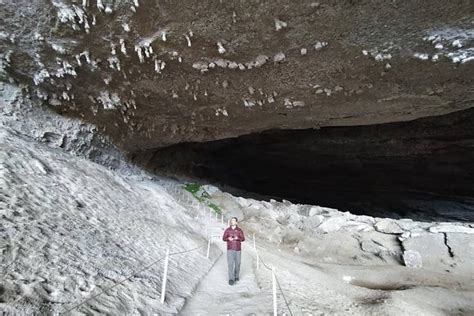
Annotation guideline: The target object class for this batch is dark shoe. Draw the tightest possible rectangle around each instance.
[229,280,234,285]
[235,278,239,282]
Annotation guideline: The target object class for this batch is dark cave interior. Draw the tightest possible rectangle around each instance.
[131,108,474,222]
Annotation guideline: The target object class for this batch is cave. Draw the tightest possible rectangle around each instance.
[132,107,474,222]
[3,0,474,314]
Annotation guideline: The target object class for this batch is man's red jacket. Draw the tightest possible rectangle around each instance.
[222,226,245,251]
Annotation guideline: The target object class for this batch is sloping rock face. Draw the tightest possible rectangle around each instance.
[1,0,473,151]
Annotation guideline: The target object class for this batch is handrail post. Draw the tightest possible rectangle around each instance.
[160,248,170,304]
[272,267,277,316]
[206,237,212,259]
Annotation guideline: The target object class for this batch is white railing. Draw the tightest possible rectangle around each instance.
[57,183,293,315]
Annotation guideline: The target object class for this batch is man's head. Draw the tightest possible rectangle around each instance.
[230,217,238,226]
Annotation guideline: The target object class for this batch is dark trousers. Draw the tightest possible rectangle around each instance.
[227,250,241,281]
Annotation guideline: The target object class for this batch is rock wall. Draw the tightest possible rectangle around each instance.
[1,82,132,171]
[181,184,474,313]
[203,186,474,277]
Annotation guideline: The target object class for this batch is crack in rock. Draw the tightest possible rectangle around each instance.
[443,233,455,258]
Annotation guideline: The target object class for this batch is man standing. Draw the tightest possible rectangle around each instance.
[222,217,245,285]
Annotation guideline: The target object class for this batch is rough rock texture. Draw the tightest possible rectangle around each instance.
[1,0,473,151]
[445,233,474,271]
[430,223,474,234]
[375,219,404,234]
[0,82,130,171]
[0,127,220,314]
[403,250,423,268]
[402,233,455,269]
[201,184,474,277]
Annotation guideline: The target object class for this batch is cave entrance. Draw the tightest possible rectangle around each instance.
[131,108,474,222]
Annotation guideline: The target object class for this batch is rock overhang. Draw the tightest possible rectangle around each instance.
[1,0,473,151]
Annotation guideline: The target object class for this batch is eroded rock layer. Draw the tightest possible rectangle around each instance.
[1,0,473,151]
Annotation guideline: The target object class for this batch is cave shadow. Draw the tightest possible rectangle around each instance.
[130,108,474,222]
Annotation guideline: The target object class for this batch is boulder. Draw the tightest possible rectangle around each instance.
[356,231,403,264]
[403,250,423,268]
[374,219,404,234]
